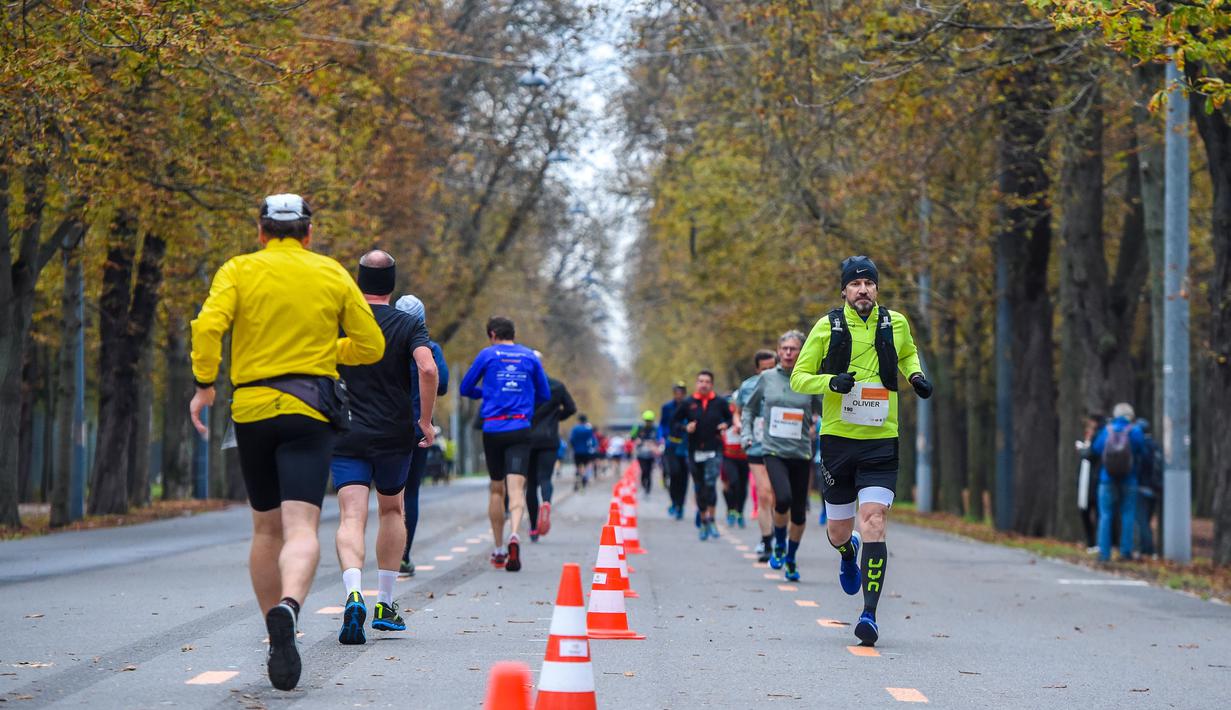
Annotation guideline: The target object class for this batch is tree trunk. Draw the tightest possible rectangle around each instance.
[1056,81,1110,541]
[88,219,166,515]
[127,336,154,508]
[17,343,38,502]
[51,246,82,527]
[935,300,965,516]
[997,63,1059,537]
[1189,63,1231,565]
[1135,64,1167,426]
[160,313,193,500]
[965,285,992,522]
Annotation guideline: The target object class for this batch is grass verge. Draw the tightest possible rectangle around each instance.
[892,504,1231,603]
[2,499,233,541]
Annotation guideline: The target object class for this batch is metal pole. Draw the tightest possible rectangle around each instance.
[69,269,85,521]
[993,230,1014,531]
[1162,54,1192,562]
[915,185,933,513]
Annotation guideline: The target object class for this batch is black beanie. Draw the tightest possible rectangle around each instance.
[358,263,396,296]
[840,255,879,290]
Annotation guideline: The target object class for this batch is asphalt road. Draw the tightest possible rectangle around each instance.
[2,469,1229,709]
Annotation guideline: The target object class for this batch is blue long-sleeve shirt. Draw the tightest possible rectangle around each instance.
[459,343,550,433]
[1090,417,1148,484]
[659,399,689,456]
[411,340,448,431]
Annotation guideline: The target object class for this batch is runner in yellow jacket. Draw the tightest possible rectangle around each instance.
[790,255,931,648]
[189,194,384,691]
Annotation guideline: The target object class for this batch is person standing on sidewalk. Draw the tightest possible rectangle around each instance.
[790,255,930,647]
[329,252,438,645]
[459,316,550,571]
[189,194,385,690]
[1090,403,1149,562]
[671,370,734,541]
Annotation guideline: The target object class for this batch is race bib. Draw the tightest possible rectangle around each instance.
[694,450,717,463]
[769,407,805,440]
[840,382,889,427]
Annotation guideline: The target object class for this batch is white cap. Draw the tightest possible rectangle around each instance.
[262,193,309,221]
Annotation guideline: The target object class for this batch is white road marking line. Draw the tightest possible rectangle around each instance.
[316,606,344,614]
[434,555,454,561]
[794,600,818,608]
[1057,579,1148,586]
[186,671,239,685]
[886,687,928,702]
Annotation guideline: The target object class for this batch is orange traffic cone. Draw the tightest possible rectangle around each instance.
[606,502,637,594]
[536,563,597,710]
[484,661,533,710]
[620,491,646,554]
[588,526,645,640]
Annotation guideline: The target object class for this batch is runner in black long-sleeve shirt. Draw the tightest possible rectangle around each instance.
[671,370,733,540]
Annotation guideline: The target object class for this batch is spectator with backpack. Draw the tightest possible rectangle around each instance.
[1090,402,1149,562]
[1135,418,1163,558]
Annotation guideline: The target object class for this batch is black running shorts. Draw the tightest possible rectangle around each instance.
[817,435,898,506]
[483,429,531,481]
[234,414,336,512]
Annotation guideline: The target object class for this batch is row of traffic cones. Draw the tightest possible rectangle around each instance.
[484,464,649,709]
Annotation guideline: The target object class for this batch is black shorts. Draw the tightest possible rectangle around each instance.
[483,429,531,481]
[747,454,765,466]
[235,414,336,512]
[817,435,898,506]
[574,453,595,466]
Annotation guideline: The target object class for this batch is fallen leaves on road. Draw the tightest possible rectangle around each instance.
[119,665,137,672]
[1178,643,1199,649]
[12,662,52,669]
[958,670,980,675]
[1131,688,1150,692]
[180,645,193,653]
[23,614,43,619]
[624,672,635,677]
[932,633,950,638]
[385,657,399,661]
[1044,684,1068,689]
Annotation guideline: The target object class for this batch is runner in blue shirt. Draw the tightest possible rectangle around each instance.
[569,415,599,490]
[459,316,550,571]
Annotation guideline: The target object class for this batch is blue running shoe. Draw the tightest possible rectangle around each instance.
[668,504,677,518]
[839,531,861,596]
[736,512,746,529]
[769,545,785,570]
[855,611,878,646]
[339,591,367,645]
[694,510,702,528]
[708,521,720,539]
[784,560,800,582]
[699,523,710,541]
[674,507,684,521]
[371,601,406,631]
[726,511,737,527]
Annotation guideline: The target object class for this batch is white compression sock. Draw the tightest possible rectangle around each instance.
[378,570,398,606]
[343,567,362,596]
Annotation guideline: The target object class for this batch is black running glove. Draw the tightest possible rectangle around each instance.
[910,373,933,399]
[829,371,856,394]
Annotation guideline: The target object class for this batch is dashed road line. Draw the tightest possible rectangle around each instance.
[886,687,928,702]
[315,606,344,614]
[434,555,454,561]
[777,585,798,592]
[186,671,239,685]
[817,619,849,629]
[847,646,880,657]
[794,600,818,608]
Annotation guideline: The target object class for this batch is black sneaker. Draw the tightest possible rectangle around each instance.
[756,541,772,564]
[399,557,415,577]
[506,536,522,572]
[265,603,301,690]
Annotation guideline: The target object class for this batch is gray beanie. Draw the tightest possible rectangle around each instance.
[395,294,426,324]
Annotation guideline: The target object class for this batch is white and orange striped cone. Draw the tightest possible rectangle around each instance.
[608,501,636,574]
[484,661,533,710]
[536,563,597,710]
[600,506,638,598]
[619,491,646,554]
[587,526,645,640]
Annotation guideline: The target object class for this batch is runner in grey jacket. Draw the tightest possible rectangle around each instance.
[741,330,822,583]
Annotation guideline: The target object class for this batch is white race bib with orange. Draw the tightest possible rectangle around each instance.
[769,407,805,440]
[840,382,889,427]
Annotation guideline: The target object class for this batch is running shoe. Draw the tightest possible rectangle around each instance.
[371,601,406,631]
[399,556,415,577]
[769,545,785,570]
[667,504,678,518]
[699,523,710,541]
[506,536,522,572]
[784,560,800,582]
[529,528,539,543]
[736,512,746,529]
[854,611,878,646]
[694,510,702,528]
[726,511,737,527]
[266,602,301,690]
[839,531,862,596]
[707,521,721,539]
[755,540,771,563]
[538,502,552,536]
[674,507,684,521]
[338,591,367,645]
[491,550,507,568]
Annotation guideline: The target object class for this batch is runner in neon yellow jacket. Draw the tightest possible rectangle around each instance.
[788,255,932,650]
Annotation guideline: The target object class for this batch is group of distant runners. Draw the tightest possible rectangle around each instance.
[188,194,931,689]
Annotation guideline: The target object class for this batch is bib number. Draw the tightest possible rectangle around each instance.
[840,383,889,427]
[694,450,717,464]
[768,407,805,440]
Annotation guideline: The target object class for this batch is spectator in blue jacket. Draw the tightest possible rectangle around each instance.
[1090,402,1149,562]
[1135,418,1162,558]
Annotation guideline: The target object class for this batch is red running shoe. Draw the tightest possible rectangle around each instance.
[490,550,507,568]
[538,502,552,536]
[505,535,521,572]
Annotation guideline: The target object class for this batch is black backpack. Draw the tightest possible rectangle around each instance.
[819,306,898,390]
[1103,426,1133,478]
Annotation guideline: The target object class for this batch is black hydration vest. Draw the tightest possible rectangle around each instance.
[818,306,899,391]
